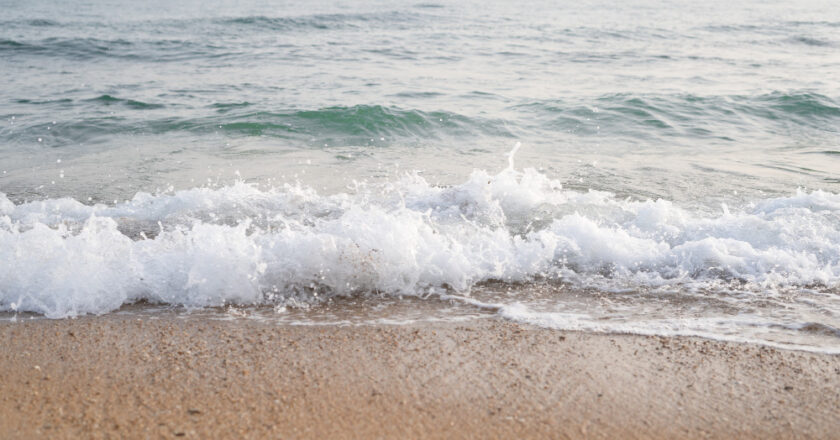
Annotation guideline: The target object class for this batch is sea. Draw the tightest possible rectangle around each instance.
[1,0,839,353]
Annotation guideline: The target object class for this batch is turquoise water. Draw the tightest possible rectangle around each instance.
[2,0,839,201]
[1,0,839,351]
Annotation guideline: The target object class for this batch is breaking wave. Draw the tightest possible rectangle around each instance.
[2,150,838,318]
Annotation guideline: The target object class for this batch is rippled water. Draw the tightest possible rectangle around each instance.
[1,0,839,352]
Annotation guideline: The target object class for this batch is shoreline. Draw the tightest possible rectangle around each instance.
[1,315,838,439]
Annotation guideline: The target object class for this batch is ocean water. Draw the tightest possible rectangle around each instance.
[1,0,839,352]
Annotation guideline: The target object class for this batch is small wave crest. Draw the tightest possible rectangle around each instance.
[4,105,511,147]
[87,94,164,110]
[218,11,421,31]
[0,36,231,61]
[514,92,840,139]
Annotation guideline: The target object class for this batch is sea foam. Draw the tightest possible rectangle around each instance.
[1,161,838,318]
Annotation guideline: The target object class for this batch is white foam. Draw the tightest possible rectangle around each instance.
[1,163,839,319]
[491,301,840,354]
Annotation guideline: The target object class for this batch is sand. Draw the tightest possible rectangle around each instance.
[0,314,838,439]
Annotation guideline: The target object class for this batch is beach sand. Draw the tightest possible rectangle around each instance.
[0,314,837,439]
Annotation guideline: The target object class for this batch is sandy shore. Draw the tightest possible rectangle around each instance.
[0,314,837,439]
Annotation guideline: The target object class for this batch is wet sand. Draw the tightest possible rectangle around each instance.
[0,315,838,439]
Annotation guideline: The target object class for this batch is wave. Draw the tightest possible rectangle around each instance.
[86,95,164,110]
[788,36,833,47]
[0,37,232,61]
[462,299,840,354]
[2,153,838,318]
[4,105,511,147]
[218,11,422,31]
[0,37,131,60]
[0,19,62,28]
[23,19,60,27]
[6,93,839,149]
[514,92,840,139]
[0,10,438,63]
[701,21,840,33]
[11,91,840,146]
